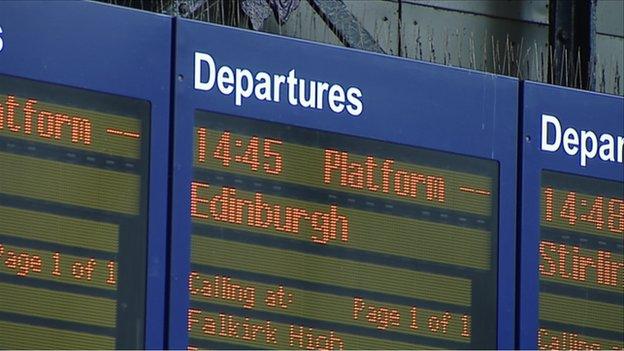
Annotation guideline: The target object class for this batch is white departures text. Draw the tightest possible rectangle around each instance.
[194,52,363,117]
[541,114,623,167]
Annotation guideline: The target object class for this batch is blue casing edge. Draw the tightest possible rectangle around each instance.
[0,2,173,348]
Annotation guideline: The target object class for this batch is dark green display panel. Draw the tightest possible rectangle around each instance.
[188,111,500,349]
[0,74,150,349]
[538,171,623,350]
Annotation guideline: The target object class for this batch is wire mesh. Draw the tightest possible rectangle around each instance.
[100,0,623,96]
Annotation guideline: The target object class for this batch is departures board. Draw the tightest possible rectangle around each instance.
[0,2,171,349]
[169,19,518,349]
[519,82,624,349]
[3,3,623,350]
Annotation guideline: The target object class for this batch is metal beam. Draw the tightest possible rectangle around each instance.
[307,0,385,54]
[549,0,597,89]
[164,0,212,18]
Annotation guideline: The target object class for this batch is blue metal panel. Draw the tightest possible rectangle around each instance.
[519,82,624,349]
[170,19,518,349]
[0,2,171,348]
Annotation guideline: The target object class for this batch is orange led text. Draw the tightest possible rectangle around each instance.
[0,95,92,145]
[540,240,623,288]
[323,149,445,202]
[191,181,349,244]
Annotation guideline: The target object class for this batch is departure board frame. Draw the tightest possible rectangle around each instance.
[170,19,518,349]
[0,2,171,348]
[519,82,624,349]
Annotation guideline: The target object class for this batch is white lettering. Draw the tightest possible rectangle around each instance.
[540,114,623,167]
[217,66,234,94]
[192,51,363,116]
[316,82,330,109]
[580,130,597,166]
[299,79,316,108]
[541,114,561,152]
[235,68,253,106]
[346,87,363,116]
[563,128,579,155]
[599,134,615,161]
[328,85,345,113]
[287,69,298,106]
[254,72,272,101]
[194,52,215,91]
[273,74,286,103]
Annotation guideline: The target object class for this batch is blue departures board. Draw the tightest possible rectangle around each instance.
[519,82,624,350]
[169,18,518,350]
[0,73,150,349]
[4,3,623,350]
[0,2,171,349]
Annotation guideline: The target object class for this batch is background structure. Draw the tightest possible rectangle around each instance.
[103,0,623,96]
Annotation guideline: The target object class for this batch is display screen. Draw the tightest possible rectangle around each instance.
[0,75,150,349]
[188,111,499,349]
[539,171,623,349]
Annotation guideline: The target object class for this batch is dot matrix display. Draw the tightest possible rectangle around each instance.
[187,110,500,349]
[538,171,623,350]
[0,74,150,349]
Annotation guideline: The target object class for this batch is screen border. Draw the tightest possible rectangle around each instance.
[170,18,518,349]
[0,2,172,348]
[518,81,624,349]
